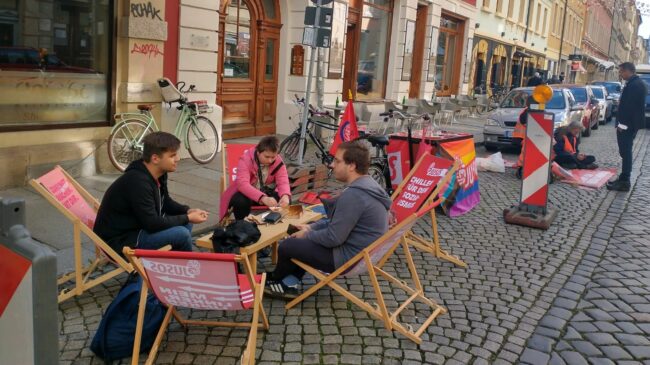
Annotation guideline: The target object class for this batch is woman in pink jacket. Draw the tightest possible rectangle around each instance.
[220,136,291,220]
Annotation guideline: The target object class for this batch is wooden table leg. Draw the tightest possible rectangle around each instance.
[249,252,258,274]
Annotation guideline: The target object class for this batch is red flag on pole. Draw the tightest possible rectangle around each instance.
[329,101,359,156]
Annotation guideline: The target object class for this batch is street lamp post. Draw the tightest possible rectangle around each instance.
[556,0,569,76]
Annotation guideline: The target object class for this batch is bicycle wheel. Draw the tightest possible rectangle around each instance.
[108,119,152,172]
[369,162,388,192]
[187,116,219,164]
[279,133,302,162]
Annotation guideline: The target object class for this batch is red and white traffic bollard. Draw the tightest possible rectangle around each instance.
[504,86,558,229]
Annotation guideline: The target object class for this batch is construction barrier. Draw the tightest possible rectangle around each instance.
[0,198,58,365]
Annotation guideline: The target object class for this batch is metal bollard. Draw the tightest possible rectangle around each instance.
[0,198,58,365]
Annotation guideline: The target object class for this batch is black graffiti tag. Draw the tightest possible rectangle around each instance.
[131,2,162,21]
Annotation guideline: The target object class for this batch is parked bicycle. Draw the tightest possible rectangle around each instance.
[107,78,219,172]
[279,95,339,166]
[488,84,509,108]
[359,109,432,194]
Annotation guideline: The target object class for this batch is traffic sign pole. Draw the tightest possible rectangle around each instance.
[298,0,331,165]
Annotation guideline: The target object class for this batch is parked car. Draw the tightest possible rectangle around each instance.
[591,81,621,116]
[483,86,581,151]
[589,85,613,124]
[565,85,600,137]
[0,46,98,73]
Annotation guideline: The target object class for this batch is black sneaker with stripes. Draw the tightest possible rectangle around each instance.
[264,279,300,300]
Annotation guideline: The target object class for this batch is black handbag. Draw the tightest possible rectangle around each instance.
[211,220,261,253]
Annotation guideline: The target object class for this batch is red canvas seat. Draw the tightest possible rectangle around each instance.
[30,166,133,302]
[124,249,269,365]
[390,153,466,267]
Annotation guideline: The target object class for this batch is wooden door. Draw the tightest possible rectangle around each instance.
[218,0,280,139]
[255,22,281,136]
[342,6,360,101]
[409,5,428,98]
[218,0,257,139]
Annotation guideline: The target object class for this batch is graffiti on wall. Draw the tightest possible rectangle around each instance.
[131,43,164,59]
[131,2,163,21]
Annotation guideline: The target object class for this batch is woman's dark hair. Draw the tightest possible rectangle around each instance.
[142,132,181,162]
[338,141,370,174]
[256,136,280,153]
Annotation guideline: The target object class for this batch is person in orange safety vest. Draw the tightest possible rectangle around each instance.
[553,120,597,170]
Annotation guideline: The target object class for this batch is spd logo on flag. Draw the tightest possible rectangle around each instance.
[329,102,359,155]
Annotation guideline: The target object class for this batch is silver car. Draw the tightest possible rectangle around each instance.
[483,86,582,151]
[589,85,613,124]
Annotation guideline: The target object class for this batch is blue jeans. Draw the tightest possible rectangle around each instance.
[138,224,193,251]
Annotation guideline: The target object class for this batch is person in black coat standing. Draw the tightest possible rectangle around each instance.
[607,62,648,192]
[94,132,209,252]
[527,72,543,86]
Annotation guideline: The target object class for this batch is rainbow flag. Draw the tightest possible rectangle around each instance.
[440,138,480,217]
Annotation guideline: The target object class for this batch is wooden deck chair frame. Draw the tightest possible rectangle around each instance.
[285,213,446,344]
[123,248,270,365]
[390,157,467,268]
[29,166,133,303]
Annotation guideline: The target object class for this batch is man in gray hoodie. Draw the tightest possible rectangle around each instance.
[266,141,392,300]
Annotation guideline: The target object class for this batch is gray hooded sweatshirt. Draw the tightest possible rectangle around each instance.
[305,175,392,268]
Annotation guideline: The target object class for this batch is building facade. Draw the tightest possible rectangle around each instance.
[546,0,585,82]
[469,0,553,94]
[577,0,614,83]
[0,0,482,187]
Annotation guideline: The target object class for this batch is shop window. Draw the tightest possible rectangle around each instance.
[356,1,392,100]
[224,0,251,79]
[432,15,462,96]
[401,20,415,81]
[0,0,111,130]
[327,1,347,79]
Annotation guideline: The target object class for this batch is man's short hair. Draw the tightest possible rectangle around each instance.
[338,141,370,175]
[142,132,181,162]
[568,120,584,131]
[256,136,280,153]
[619,62,636,73]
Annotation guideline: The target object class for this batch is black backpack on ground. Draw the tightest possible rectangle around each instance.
[90,273,166,363]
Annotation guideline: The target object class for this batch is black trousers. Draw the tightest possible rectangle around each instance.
[555,154,595,169]
[271,237,336,281]
[616,129,637,181]
[228,190,280,220]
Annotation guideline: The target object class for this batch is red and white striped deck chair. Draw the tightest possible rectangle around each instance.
[123,249,269,365]
[390,154,466,267]
[284,211,446,344]
[29,165,133,302]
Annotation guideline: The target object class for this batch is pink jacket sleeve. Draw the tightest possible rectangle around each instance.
[234,154,266,203]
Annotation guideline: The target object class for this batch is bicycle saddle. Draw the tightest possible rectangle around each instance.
[367,135,389,147]
[137,104,154,111]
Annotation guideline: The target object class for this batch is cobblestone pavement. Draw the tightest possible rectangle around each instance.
[58,122,650,364]
[521,126,650,365]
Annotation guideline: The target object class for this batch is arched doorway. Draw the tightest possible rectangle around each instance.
[468,39,489,95]
[218,0,281,139]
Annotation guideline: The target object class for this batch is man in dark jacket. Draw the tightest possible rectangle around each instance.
[94,132,208,252]
[527,72,543,87]
[265,141,391,300]
[607,62,648,191]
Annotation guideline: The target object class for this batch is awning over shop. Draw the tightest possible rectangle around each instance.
[513,50,533,58]
[586,55,616,69]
